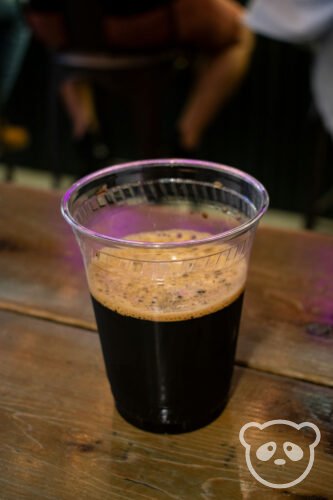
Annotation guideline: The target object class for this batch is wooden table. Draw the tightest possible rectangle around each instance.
[0,182,332,499]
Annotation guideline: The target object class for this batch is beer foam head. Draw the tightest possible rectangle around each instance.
[88,229,247,321]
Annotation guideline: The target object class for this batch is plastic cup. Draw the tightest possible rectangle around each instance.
[61,159,268,433]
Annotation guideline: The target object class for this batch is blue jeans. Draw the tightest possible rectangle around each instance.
[0,0,30,111]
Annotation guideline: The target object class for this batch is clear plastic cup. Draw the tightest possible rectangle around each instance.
[61,159,269,433]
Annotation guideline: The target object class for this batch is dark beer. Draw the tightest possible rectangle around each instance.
[91,292,244,433]
[88,227,247,433]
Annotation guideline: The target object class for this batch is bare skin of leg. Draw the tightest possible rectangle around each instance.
[59,79,99,139]
[175,0,255,150]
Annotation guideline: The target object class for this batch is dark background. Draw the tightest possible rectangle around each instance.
[5,33,333,215]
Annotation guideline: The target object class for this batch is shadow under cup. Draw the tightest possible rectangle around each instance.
[61,159,269,433]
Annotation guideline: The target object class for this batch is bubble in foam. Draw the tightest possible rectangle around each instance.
[88,229,247,321]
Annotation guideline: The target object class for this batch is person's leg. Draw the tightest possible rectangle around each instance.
[59,79,99,139]
[59,77,111,173]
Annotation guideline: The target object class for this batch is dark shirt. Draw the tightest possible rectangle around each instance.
[26,0,175,51]
[27,0,172,16]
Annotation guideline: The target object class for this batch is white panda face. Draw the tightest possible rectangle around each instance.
[239,420,320,489]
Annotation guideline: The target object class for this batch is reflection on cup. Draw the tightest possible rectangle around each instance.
[62,159,268,433]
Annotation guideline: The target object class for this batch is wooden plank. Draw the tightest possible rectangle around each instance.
[0,310,332,499]
[239,227,333,386]
[0,183,95,329]
[0,183,333,387]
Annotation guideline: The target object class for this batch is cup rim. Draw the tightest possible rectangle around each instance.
[61,158,269,248]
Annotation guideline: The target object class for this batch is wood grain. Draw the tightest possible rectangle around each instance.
[0,183,333,386]
[0,310,332,500]
[240,228,333,386]
[0,183,94,329]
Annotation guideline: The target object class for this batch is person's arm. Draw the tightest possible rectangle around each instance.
[176,0,255,150]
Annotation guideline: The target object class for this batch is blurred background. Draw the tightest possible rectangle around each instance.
[1,0,332,232]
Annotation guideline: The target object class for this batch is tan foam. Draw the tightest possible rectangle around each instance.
[88,229,247,322]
